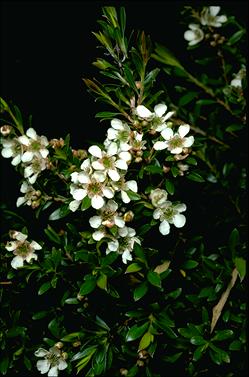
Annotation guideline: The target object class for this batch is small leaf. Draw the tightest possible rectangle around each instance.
[190,336,207,346]
[154,261,171,274]
[48,318,61,338]
[196,99,216,106]
[38,282,51,295]
[126,322,149,342]
[212,330,234,341]
[81,196,91,211]
[60,332,81,342]
[234,257,246,282]
[133,282,148,301]
[193,345,206,362]
[49,205,70,221]
[138,332,153,351]
[165,180,175,195]
[147,271,161,288]
[163,352,183,363]
[32,311,50,320]
[187,171,205,183]
[64,298,79,305]
[227,30,245,45]
[182,260,199,269]
[79,278,96,295]
[0,355,9,375]
[178,91,198,106]
[97,273,107,290]
[229,340,242,351]
[229,228,239,254]
[125,263,142,274]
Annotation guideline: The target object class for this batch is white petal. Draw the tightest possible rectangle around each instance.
[184,30,196,42]
[69,200,80,212]
[21,151,33,163]
[5,241,17,251]
[216,15,227,23]
[25,252,38,263]
[178,124,190,138]
[58,359,68,370]
[173,214,186,228]
[35,348,49,357]
[30,241,42,250]
[16,197,26,207]
[80,158,91,170]
[26,128,37,139]
[111,118,123,130]
[11,155,21,166]
[20,181,29,193]
[18,135,30,146]
[125,180,138,192]
[159,220,170,235]
[107,128,118,140]
[127,227,136,237]
[28,174,38,184]
[11,256,24,269]
[71,172,79,183]
[174,203,187,212]
[189,23,199,30]
[118,227,128,237]
[24,166,33,178]
[89,216,102,228]
[40,148,49,158]
[163,111,175,121]
[170,147,183,154]
[230,78,242,88]
[119,151,131,161]
[15,232,27,241]
[115,159,127,170]
[107,142,118,156]
[93,171,106,182]
[119,142,131,152]
[72,189,87,201]
[122,250,132,264]
[183,136,194,148]
[153,141,167,151]
[91,195,105,209]
[92,229,106,241]
[108,169,120,181]
[37,359,51,374]
[107,199,118,211]
[102,187,114,199]
[88,145,102,158]
[161,128,173,140]
[1,148,13,158]
[153,208,161,220]
[209,6,220,16]
[108,240,119,251]
[48,366,58,377]
[121,190,130,203]
[78,172,91,183]
[154,103,167,117]
[114,217,125,228]
[136,105,153,118]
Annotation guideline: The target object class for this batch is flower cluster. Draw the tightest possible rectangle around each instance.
[150,189,186,235]
[184,6,227,46]
[1,127,49,184]
[5,230,42,269]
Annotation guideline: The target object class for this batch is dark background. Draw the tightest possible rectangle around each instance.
[0,0,248,208]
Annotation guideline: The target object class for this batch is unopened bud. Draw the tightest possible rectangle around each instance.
[102,220,114,228]
[120,368,128,376]
[73,341,81,347]
[35,190,41,197]
[77,293,84,301]
[136,150,143,157]
[138,349,149,359]
[210,41,216,47]
[123,210,134,222]
[62,352,68,360]
[136,360,145,367]
[55,342,64,349]
[166,121,173,128]
[141,121,148,127]
[135,81,142,89]
[31,200,40,209]
[0,125,12,136]
[163,165,170,173]
[135,157,143,163]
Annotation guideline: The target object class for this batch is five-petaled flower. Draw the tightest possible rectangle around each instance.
[5,230,41,269]
[184,24,204,46]
[153,202,187,235]
[35,346,68,376]
[153,124,194,154]
[200,6,227,28]
[136,103,174,132]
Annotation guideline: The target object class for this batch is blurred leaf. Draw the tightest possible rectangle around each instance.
[79,277,97,296]
[138,331,153,351]
[234,257,246,282]
[182,260,199,269]
[178,91,198,106]
[165,179,175,195]
[126,322,149,342]
[125,263,142,274]
[133,282,149,301]
[147,271,161,288]
[49,205,70,221]
[190,336,207,346]
[227,29,245,45]
[38,281,51,295]
[212,330,234,342]
[0,355,9,375]
[187,171,205,182]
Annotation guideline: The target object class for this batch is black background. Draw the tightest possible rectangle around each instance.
[0,0,248,207]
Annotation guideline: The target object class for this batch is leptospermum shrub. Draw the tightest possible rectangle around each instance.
[0,5,247,377]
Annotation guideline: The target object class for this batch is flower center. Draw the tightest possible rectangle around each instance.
[102,156,113,169]
[168,135,183,149]
[87,181,102,196]
[16,241,31,257]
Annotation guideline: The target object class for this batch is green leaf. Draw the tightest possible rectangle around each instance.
[178,91,198,106]
[44,225,61,244]
[126,190,141,201]
[234,257,246,282]
[229,228,239,253]
[133,282,149,301]
[225,124,244,133]
[196,99,216,106]
[212,330,234,342]
[165,179,175,195]
[125,263,142,274]
[144,165,163,175]
[229,340,242,351]
[38,282,51,295]
[97,273,107,290]
[187,171,205,183]
[49,205,70,221]
[81,196,91,211]
[0,355,9,375]
[182,260,199,269]
[138,332,153,351]
[163,352,183,363]
[64,298,79,305]
[166,287,182,299]
[32,310,50,320]
[209,343,230,363]
[48,318,61,338]
[79,277,97,295]
[190,336,207,346]
[152,43,184,69]
[126,322,149,342]
[95,111,121,119]
[147,271,161,288]
[227,30,245,45]
[193,345,206,362]
[60,332,81,342]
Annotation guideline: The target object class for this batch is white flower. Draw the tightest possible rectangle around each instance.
[136,103,174,132]
[153,124,194,154]
[200,6,227,28]
[184,24,204,46]
[230,67,246,88]
[35,346,67,376]
[1,138,22,165]
[111,178,138,204]
[89,143,129,182]
[105,226,140,264]
[16,181,39,207]
[89,199,125,229]
[5,230,41,269]
[150,188,168,208]
[18,128,49,162]
[153,202,187,235]
[106,119,132,151]
[23,156,47,184]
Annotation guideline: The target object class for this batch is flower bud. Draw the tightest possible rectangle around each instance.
[138,349,149,359]
[77,293,84,301]
[163,166,170,173]
[135,157,142,163]
[62,352,68,360]
[123,211,134,222]
[136,360,145,367]
[120,368,128,376]
[31,200,40,209]
[73,341,81,347]
[0,125,12,136]
[55,342,64,349]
